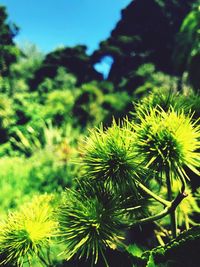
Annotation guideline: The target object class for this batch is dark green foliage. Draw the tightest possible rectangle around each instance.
[8,44,44,95]
[0,1,200,266]
[141,226,200,267]
[132,65,178,99]
[173,1,200,90]
[0,6,20,77]
[188,52,200,91]
[102,91,132,125]
[30,45,103,90]
[0,94,16,143]
[92,0,195,88]
[72,82,105,127]
[27,151,73,194]
[43,90,75,126]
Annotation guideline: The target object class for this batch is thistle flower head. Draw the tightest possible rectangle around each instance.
[58,186,131,265]
[0,194,57,266]
[80,120,146,193]
[134,107,200,181]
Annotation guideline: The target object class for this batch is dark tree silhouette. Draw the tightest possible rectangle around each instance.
[0,5,19,76]
[92,0,195,88]
[30,45,103,90]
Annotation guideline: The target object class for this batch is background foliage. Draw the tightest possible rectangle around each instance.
[0,1,200,266]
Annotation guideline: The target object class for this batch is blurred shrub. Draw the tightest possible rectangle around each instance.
[37,67,77,99]
[10,120,81,157]
[117,63,155,93]
[173,3,200,90]
[54,67,77,90]
[12,92,43,126]
[43,90,75,126]
[73,82,105,127]
[0,149,75,215]
[10,126,43,157]
[0,94,16,143]
[135,63,155,77]
[102,91,132,125]
[0,77,11,94]
[0,142,16,157]
[0,157,30,214]
[133,64,178,98]
[8,43,44,94]
[27,149,74,194]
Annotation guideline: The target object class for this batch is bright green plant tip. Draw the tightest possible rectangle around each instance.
[80,120,147,194]
[0,194,57,266]
[134,107,200,181]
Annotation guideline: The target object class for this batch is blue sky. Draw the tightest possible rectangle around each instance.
[1,0,131,55]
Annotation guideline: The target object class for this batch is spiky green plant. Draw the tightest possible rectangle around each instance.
[137,88,179,113]
[80,120,147,194]
[55,110,197,266]
[79,118,185,222]
[133,107,200,237]
[0,194,57,267]
[57,184,134,267]
[134,107,200,183]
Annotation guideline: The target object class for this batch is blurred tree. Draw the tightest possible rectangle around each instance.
[43,90,75,126]
[8,43,44,94]
[174,1,200,90]
[92,0,195,89]
[72,82,104,127]
[132,63,178,98]
[30,45,103,90]
[37,67,77,99]
[0,94,16,143]
[0,5,20,77]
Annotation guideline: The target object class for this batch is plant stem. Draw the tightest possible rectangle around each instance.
[135,179,170,207]
[130,191,187,227]
[165,165,177,238]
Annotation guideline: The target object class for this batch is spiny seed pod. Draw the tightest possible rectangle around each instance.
[134,107,200,182]
[80,120,147,194]
[0,194,57,266]
[57,186,133,266]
